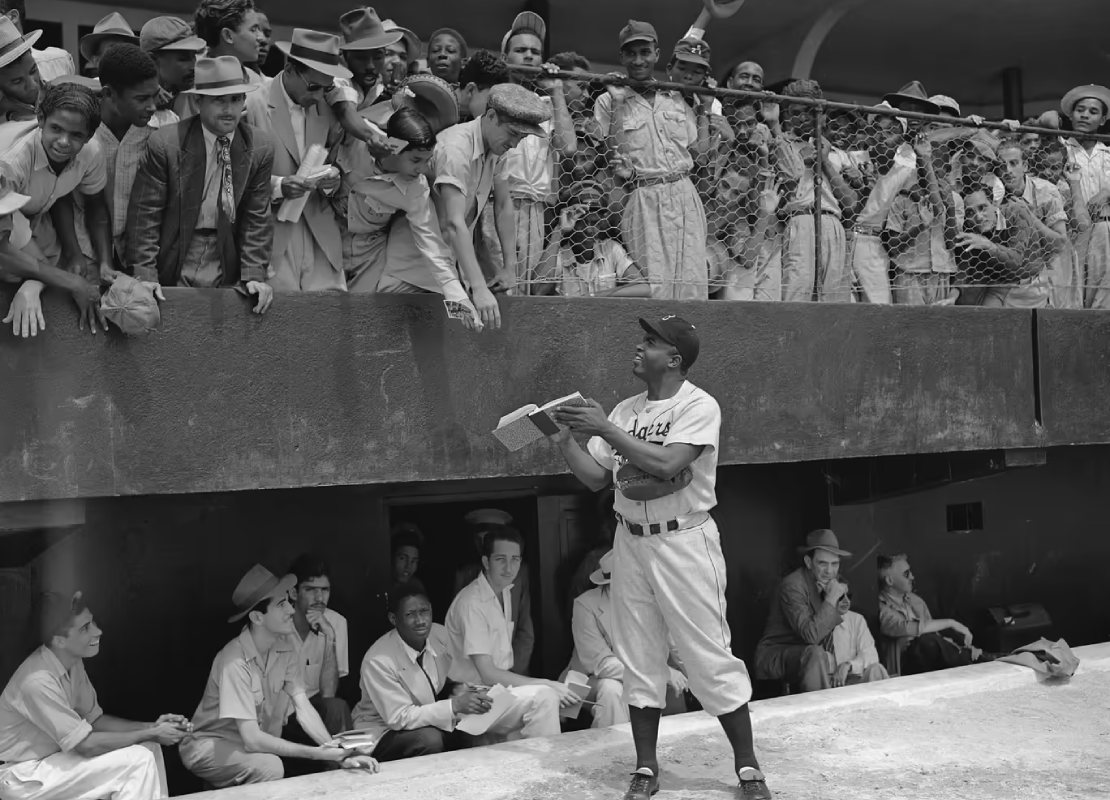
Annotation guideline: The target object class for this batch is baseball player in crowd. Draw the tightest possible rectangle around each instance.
[551,315,771,800]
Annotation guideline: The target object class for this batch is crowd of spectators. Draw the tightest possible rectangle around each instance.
[0,0,1107,342]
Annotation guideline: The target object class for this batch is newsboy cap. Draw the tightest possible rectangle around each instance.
[487,83,551,138]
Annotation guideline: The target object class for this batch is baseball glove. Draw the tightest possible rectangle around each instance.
[616,463,694,501]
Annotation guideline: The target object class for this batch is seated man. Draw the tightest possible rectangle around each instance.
[878,553,986,675]
[563,550,688,728]
[444,527,576,738]
[754,530,852,693]
[352,581,492,761]
[0,591,190,800]
[829,584,889,686]
[284,554,352,738]
[453,508,534,674]
[126,55,274,314]
[179,565,377,787]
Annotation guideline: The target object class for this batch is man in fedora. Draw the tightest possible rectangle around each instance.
[245,28,349,291]
[0,590,191,800]
[755,529,853,693]
[139,16,208,126]
[179,565,379,787]
[0,13,46,125]
[125,55,275,314]
[0,1,73,85]
[338,7,406,109]
[79,12,139,77]
[1061,83,1110,308]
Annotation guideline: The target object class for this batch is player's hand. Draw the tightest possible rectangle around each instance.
[470,285,501,330]
[245,281,273,314]
[667,667,689,694]
[547,425,573,445]
[832,662,851,688]
[340,754,379,772]
[548,681,583,709]
[3,279,46,338]
[551,399,610,436]
[451,686,492,715]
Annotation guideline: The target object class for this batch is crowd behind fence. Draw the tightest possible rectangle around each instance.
[506,66,1110,309]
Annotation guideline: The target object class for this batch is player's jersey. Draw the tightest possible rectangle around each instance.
[587,381,720,524]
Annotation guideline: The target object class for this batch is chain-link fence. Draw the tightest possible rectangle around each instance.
[495,66,1110,308]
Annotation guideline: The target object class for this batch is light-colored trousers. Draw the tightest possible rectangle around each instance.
[179,734,284,789]
[1079,221,1110,309]
[612,515,752,716]
[622,178,708,300]
[848,232,892,304]
[512,197,547,294]
[782,214,849,302]
[488,684,561,739]
[0,742,167,800]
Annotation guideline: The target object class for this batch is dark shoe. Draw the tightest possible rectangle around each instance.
[622,767,660,800]
[737,768,772,799]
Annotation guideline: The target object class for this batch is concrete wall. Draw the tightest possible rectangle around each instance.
[0,289,1055,503]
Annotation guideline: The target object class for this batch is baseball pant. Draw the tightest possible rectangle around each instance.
[612,515,752,716]
[0,742,167,800]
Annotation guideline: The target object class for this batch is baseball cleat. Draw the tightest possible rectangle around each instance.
[737,767,772,799]
[622,767,660,799]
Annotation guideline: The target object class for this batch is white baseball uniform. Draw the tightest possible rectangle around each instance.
[587,381,752,715]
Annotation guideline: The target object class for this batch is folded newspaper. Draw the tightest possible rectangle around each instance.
[492,392,589,452]
[327,728,377,754]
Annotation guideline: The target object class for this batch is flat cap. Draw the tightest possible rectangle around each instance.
[140,16,206,53]
[488,83,550,137]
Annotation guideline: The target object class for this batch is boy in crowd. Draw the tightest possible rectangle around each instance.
[0,591,190,800]
[126,56,274,313]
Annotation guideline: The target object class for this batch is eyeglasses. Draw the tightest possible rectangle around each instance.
[902,569,913,578]
[304,79,334,93]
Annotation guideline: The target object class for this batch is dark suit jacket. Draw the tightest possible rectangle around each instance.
[125,116,274,286]
[756,567,843,653]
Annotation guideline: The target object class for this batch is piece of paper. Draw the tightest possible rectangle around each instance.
[560,670,591,720]
[277,143,328,223]
[492,392,589,452]
[443,299,483,331]
[327,727,377,753]
[455,684,514,735]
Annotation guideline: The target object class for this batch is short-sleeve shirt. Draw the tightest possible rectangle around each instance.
[1064,139,1110,207]
[554,238,638,297]
[594,90,697,178]
[496,99,555,203]
[0,128,106,253]
[587,380,721,524]
[443,573,515,684]
[189,627,304,742]
[430,118,495,230]
[288,608,349,699]
[1021,175,1067,229]
[886,191,962,275]
[0,647,103,762]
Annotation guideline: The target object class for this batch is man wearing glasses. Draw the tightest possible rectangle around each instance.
[246,28,349,292]
[878,553,986,675]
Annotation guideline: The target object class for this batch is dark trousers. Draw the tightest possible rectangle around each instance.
[755,643,831,693]
[902,632,976,675]
[373,727,479,762]
[281,695,354,777]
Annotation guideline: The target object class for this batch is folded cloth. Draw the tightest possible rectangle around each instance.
[101,275,160,336]
[999,637,1080,679]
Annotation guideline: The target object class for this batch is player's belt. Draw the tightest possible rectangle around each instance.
[615,512,684,536]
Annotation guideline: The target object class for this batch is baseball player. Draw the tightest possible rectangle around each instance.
[551,316,771,800]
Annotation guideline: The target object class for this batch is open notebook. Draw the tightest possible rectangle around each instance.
[492,392,589,452]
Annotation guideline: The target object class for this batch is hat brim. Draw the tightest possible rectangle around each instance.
[79,32,139,62]
[504,121,546,139]
[227,573,297,623]
[639,316,677,346]
[0,190,31,216]
[392,81,459,132]
[340,30,404,52]
[797,544,852,557]
[183,82,259,96]
[882,93,941,116]
[153,36,208,52]
[621,35,657,48]
[589,568,611,586]
[277,42,353,79]
[0,29,42,70]
[1061,85,1110,119]
[673,53,710,69]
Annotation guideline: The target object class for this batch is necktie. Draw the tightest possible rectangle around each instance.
[415,651,437,697]
[216,136,235,223]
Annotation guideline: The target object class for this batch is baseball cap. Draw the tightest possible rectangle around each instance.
[929,94,961,117]
[140,16,206,53]
[487,82,551,137]
[100,275,161,336]
[639,315,700,370]
[619,20,658,48]
[501,10,546,53]
[672,36,711,68]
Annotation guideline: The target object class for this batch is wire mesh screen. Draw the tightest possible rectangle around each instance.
[498,68,1109,308]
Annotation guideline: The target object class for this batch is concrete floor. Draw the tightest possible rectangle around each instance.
[184,642,1110,800]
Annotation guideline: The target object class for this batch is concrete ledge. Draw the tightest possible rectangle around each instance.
[183,641,1110,799]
